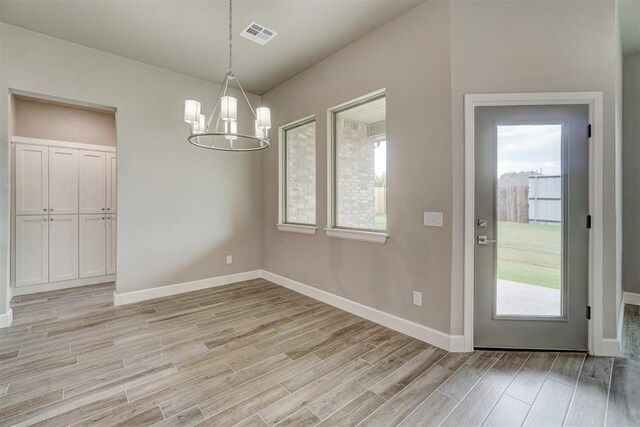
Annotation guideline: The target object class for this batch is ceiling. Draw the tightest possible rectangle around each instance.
[0,0,424,94]
[620,0,640,54]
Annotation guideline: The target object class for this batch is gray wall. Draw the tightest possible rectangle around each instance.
[262,0,455,334]
[13,97,117,146]
[262,0,621,339]
[623,53,640,295]
[449,0,621,338]
[0,23,263,317]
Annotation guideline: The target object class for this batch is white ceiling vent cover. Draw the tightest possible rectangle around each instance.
[240,21,278,45]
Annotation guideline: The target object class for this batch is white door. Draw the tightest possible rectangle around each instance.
[79,214,106,278]
[106,214,117,274]
[16,145,49,215]
[79,150,106,214]
[15,215,49,286]
[106,153,117,214]
[49,215,79,282]
[49,147,78,214]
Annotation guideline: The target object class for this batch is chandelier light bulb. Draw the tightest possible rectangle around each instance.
[256,107,271,130]
[225,121,238,140]
[184,100,201,124]
[221,96,238,121]
[255,119,265,139]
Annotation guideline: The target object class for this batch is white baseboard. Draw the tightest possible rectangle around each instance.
[599,338,621,357]
[623,291,640,307]
[0,309,13,328]
[113,270,262,306]
[12,275,116,296]
[260,270,465,353]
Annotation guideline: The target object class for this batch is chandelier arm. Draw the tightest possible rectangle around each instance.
[206,73,230,130]
[234,77,258,120]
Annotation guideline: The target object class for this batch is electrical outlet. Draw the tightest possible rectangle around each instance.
[413,291,422,307]
[226,255,233,265]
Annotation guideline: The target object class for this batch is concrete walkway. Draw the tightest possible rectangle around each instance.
[497,279,561,316]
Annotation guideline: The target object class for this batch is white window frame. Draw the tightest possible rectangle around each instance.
[277,115,317,235]
[326,89,388,244]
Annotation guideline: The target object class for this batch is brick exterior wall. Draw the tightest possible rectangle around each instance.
[285,121,316,224]
[335,117,376,229]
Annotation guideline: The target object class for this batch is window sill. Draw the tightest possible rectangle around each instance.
[276,224,317,235]
[325,228,389,244]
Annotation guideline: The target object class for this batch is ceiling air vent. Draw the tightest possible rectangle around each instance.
[240,21,278,45]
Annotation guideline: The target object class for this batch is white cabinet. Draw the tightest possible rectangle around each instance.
[79,150,106,214]
[48,147,78,214]
[49,215,79,283]
[15,216,49,287]
[106,215,117,275]
[15,145,48,215]
[14,142,116,289]
[79,214,106,278]
[106,153,117,213]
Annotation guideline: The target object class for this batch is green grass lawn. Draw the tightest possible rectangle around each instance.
[497,221,561,289]
[375,213,387,230]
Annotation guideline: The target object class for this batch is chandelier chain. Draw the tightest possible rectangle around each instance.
[228,0,233,72]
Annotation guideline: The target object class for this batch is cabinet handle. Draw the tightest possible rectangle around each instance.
[43,208,47,211]
[107,208,110,211]
[43,218,47,222]
[102,208,105,211]
[50,218,54,221]
[50,208,54,212]
[102,217,105,220]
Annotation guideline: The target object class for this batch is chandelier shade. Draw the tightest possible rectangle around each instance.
[184,0,271,152]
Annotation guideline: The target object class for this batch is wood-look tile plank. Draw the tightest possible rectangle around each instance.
[438,350,503,401]
[523,378,574,426]
[258,357,371,425]
[318,390,384,426]
[199,384,289,426]
[548,352,585,387]
[276,408,320,426]
[482,394,531,427]
[370,345,447,399]
[112,406,165,426]
[234,414,268,427]
[505,351,557,404]
[564,355,612,426]
[154,405,205,427]
[440,352,529,427]
[397,390,458,427]
[606,356,640,426]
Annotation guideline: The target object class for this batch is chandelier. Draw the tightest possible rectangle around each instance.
[183,0,271,151]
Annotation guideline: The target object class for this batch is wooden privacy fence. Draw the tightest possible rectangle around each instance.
[498,176,562,224]
[498,184,529,223]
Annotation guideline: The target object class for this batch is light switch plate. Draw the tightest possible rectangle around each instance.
[423,212,443,227]
[226,255,233,265]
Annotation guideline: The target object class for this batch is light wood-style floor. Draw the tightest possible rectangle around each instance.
[1,279,638,426]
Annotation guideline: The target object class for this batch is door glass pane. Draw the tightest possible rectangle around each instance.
[495,124,563,317]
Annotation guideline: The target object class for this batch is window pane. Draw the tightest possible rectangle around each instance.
[285,120,316,225]
[495,124,563,317]
[335,96,386,231]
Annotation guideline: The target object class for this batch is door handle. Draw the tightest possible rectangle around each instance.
[477,235,498,245]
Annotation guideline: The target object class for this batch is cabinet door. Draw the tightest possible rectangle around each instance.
[49,215,79,283]
[79,214,106,278]
[106,215,117,275]
[15,216,48,287]
[106,153,117,213]
[49,147,78,214]
[16,145,49,215]
[79,151,106,214]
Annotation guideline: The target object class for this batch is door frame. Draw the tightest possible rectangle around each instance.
[463,92,604,354]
